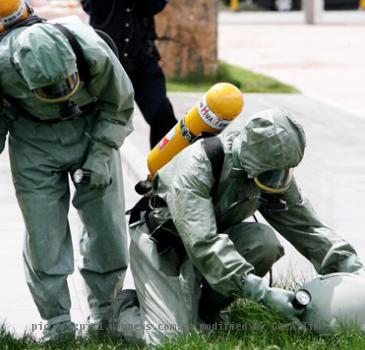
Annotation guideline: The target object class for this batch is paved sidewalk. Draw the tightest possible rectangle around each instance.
[219,10,365,25]
[218,11,365,117]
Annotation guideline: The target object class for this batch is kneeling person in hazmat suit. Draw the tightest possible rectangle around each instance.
[103,108,365,346]
[0,0,134,340]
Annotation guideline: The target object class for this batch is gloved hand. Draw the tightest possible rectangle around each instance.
[82,141,113,189]
[242,274,304,325]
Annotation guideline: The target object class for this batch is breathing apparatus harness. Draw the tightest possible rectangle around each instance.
[129,134,289,267]
[201,136,289,217]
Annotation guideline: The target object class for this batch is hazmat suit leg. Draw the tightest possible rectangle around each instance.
[200,222,284,323]
[8,117,89,323]
[111,221,283,345]
[9,115,128,326]
[112,222,202,346]
[72,149,129,319]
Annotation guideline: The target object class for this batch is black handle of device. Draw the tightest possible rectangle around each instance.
[73,169,112,186]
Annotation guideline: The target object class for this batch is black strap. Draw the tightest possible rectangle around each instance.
[95,29,119,59]
[15,100,96,124]
[127,195,185,258]
[127,195,167,225]
[51,23,91,84]
[180,119,197,143]
[202,136,225,196]
[127,196,150,225]
[0,94,15,120]
[145,212,186,259]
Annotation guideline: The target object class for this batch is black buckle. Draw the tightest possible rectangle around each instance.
[259,193,288,214]
[145,212,185,258]
[180,119,197,143]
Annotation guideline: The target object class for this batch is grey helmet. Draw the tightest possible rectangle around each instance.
[295,273,365,333]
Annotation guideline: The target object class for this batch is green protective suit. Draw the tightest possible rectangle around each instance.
[111,108,364,346]
[0,17,134,326]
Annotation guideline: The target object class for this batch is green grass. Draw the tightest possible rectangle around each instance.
[2,299,365,349]
[166,61,299,94]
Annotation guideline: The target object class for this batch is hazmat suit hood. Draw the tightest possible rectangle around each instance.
[12,23,77,90]
[232,108,306,177]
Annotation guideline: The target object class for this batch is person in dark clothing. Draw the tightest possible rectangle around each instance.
[80,0,177,148]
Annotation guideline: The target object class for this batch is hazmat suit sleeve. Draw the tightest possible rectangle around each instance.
[86,47,134,149]
[165,148,255,297]
[261,178,364,275]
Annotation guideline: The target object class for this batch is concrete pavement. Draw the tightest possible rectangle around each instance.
[219,10,365,25]
[218,11,365,117]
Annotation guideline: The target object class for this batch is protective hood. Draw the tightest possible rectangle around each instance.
[233,108,306,177]
[12,23,77,90]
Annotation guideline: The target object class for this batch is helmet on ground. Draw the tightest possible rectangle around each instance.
[0,0,30,27]
[299,273,365,333]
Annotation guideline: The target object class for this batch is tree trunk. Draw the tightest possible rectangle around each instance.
[155,0,219,79]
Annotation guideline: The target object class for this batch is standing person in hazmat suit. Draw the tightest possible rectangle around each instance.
[102,108,365,346]
[0,0,134,340]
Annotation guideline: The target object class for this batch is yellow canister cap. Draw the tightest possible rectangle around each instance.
[205,82,244,120]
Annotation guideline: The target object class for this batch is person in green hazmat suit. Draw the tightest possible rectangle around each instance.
[102,108,365,346]
[0,2,134,340]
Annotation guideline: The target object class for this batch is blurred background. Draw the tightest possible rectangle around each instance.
[29,0,365,115]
